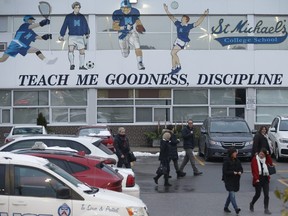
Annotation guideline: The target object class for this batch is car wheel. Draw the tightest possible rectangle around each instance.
[204,146,210,161]
[275,145,282,162]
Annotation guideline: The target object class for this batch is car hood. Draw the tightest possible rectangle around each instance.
[209,132,253,142]
[86,188,146,207]
[272,131,288,138]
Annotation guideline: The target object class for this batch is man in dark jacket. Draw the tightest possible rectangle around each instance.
[178,119,202,176]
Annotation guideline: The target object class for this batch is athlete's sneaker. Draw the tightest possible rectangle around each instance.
[70,65,75,70]
[168,68,178,75]
[46,57,58,65]
[138,62,145,70]
[79,66,88,70]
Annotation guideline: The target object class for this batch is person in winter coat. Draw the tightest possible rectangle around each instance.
[178,119,202,176]
[252,126,271,156]
[153,132,172,186]
[222,147,243,215]
[250,148,273,215]
[163,124,186,178]
[114,127,131,168]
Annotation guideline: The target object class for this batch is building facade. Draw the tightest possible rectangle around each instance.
[0,0,288,145]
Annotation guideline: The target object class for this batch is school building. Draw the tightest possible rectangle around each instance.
[0,0,287,146]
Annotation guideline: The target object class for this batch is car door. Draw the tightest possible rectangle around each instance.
[0,164,8,214]
[9,165,72,215]
[199,119,208,156]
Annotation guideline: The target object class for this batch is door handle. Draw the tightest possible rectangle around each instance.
[12,201,27,206]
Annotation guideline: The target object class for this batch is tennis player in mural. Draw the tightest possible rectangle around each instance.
[59,1,90,70]
[112,0,146,70]
[164,4,209,74]
[0,15,57,64]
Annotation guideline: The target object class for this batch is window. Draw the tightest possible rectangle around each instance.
[256,89,288,123]
[174,89,208,104]
[48,159,88,174]
[13,165,65,197]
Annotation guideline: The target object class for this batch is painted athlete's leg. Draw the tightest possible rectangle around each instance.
[68,45,75,70]
[0,53,10,63]
[171,45,181,67]
[135,48,145,70]
[29,47,57,65]
[79,48,87,70]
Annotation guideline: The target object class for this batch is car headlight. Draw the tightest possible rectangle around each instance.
[279,138,288,143]
[245,141,253,146]
[126,207,148,216]
[209,140,221,146]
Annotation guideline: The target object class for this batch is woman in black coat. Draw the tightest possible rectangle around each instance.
[252,126,271,156]
[153,132,172,186]
[114,127,131,168]
[222,147,243,215]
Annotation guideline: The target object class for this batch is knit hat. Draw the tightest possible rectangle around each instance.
[166,124,173,130]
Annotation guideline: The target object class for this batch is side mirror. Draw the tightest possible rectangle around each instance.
[4,133,9,138]
[251,129,257,134]
[56,186,71,199]
[269,127,276,133]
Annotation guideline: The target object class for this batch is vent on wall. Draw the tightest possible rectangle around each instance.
[0,42,7,51]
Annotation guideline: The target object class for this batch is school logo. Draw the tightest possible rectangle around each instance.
[58,203,71,216]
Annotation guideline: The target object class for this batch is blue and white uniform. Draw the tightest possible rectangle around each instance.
[112,7,141,57]
[5,23,37,57]
[60,13,90,49]
[173,20,195,49]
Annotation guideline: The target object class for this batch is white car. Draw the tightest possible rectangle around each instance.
[0,135,140,197]
[268,115,288,161]
[4,125,48,143]
[0,152,149,216]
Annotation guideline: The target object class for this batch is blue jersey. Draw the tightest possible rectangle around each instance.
[112,8,140,33]
[14,23,37,47]
[174,21,194,43]
[60,13,90,36]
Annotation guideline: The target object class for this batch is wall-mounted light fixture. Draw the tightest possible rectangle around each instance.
[129,0,138,3]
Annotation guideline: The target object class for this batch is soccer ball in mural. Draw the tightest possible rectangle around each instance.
[86,61,94,69]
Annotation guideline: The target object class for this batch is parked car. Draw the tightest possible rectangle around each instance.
[4,125,48,144]
[12,144,123,192]
[199,117,255,161]
[0,134,118,162]
[76,125,115,152]
[0,135,140,197]
[0,152,149,216]
[268,115,288,161]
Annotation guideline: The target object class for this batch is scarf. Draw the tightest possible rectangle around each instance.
[256,155,269,176]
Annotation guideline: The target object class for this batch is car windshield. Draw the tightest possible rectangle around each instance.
[13,127,43,135]
[79,128,108,136]
[279,120,288,131]
[45,162,94,192]
[210,121,250,133]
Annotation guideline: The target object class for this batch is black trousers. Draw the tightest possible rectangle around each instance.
[251,179,269,209]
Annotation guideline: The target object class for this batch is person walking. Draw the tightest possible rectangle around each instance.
[250,148,273,215]
[252,126,272,156]
[178,119,202,176]
[114,127,131,168]
[163,124,186,178]
[222,147,242,215]
[153,132,172,186]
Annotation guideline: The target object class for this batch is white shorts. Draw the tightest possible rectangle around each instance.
[68,35,85,50]
[118,31,140,51]
[173,38,188,49]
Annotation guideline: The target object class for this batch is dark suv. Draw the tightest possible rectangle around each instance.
[199,117,255,161]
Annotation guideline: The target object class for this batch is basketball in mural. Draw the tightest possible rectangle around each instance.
[86,61,94,69]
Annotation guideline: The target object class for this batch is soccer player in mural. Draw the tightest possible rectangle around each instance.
[112,0,146,70]
[164,4,209,74]
[0,15,57,64]
[59,1,90,70]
